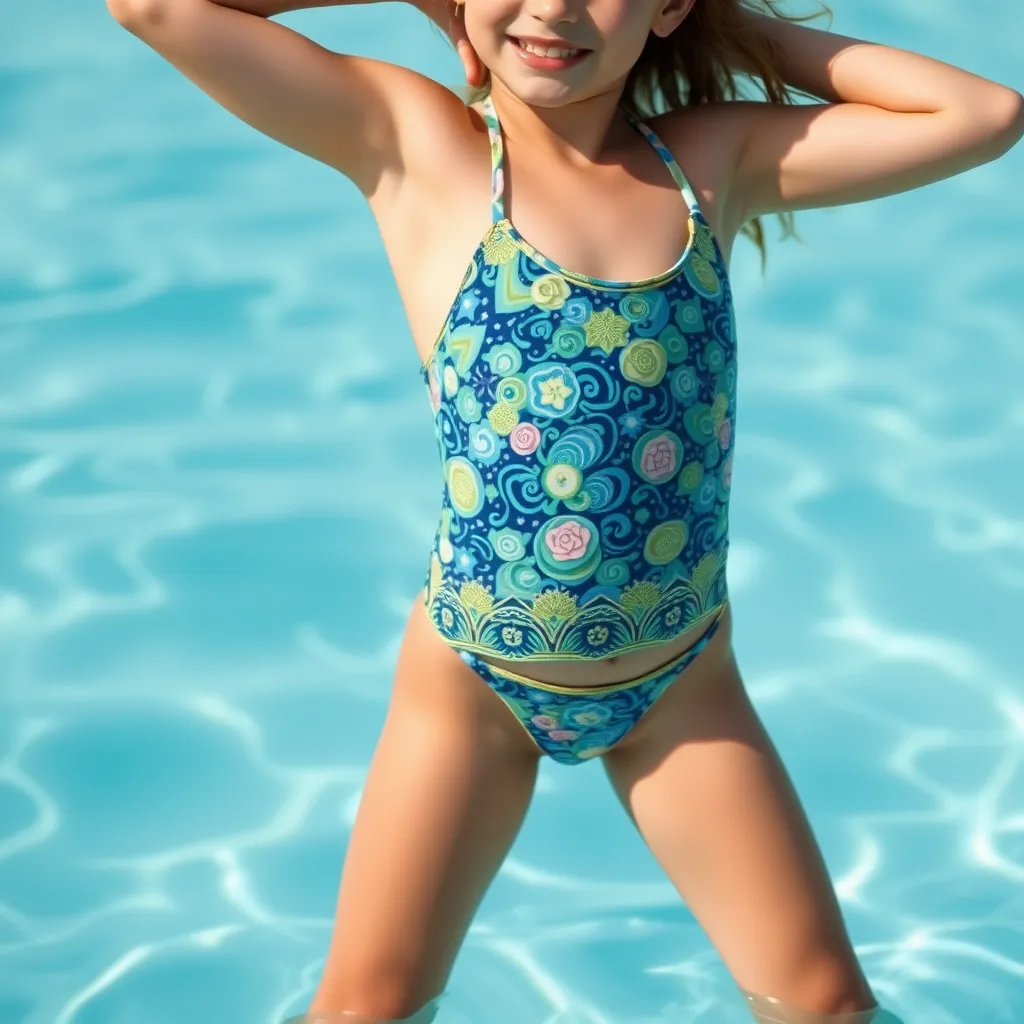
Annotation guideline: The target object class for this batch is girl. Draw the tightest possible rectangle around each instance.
[105,0,1023,1021]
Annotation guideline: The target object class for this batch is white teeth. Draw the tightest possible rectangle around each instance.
[518,40,581,59]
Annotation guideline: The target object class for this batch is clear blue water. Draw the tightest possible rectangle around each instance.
[2,2,1023,1022]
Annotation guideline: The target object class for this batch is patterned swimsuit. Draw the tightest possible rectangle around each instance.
[420,95,737,764]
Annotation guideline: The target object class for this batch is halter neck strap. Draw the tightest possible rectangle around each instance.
[479,95,508,224]
[621,106,702,214]
[479,94,702,223]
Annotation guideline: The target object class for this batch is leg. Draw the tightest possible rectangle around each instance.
[602,620,877,1017]
[307,597,541,1019]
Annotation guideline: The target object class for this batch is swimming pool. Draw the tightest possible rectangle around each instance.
[1,1,1022,1021]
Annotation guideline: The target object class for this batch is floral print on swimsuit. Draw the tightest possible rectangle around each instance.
[422,94,737,663]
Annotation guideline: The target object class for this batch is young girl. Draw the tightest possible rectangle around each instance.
[106,0,1022,1020]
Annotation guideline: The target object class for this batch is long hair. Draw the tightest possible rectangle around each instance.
[625,0,831,264]
[444,0,832,266]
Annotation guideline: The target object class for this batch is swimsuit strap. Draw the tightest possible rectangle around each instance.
[480,95,701,222]
[622,107,702,215]
[480,94,507,223]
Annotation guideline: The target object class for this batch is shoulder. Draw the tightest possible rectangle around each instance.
[643,102,763,240]
[364,73,494,221]
[361,66,486,193]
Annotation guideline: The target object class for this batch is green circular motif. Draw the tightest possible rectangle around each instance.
[497,375,528,409]
[658,325,689,364]
[485,342,523,376]
[619,293,653,324]
[683,403,715,444]
[532,272,573,307]
[564,489,593,512]
[496,558,542,599]
[705,341,725,373]
[531,273,571,310]
[687,253,721,297]
[455,386,482,423]
[488,526,527,562]
[595,558,630,586]
[543,463,583,501]
[550,325,586,359]
[533,515,602,584]
[678,460,704,492]
[619,339,668,387]
[443,364,459,397]
[488,401,520,436]
[446,456,484,518]
[644,520,689,565]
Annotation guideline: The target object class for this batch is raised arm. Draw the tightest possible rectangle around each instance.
[723,13,1024,222]
[105,0,470,197]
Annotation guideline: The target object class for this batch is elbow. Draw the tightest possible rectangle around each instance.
[996,88,1024,145]
[106,0,175,29]
[976,87,1024,160]
[945,87,1024,168]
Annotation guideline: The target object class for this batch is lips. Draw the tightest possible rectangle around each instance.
[509,36,592,71]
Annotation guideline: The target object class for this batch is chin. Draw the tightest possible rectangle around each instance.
[492,72,586,108]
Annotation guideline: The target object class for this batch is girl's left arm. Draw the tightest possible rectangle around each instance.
[726,13,1024,223]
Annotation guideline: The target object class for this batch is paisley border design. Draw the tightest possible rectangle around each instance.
[425,554,728,662]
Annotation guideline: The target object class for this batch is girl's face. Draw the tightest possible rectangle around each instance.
[459,0,693,107]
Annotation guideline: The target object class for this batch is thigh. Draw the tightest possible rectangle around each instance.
[310,597,541,1018]
[602,639,875,1012]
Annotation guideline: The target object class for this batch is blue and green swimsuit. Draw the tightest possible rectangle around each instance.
[420,95,737,764]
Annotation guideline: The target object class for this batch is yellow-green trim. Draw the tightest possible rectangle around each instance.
[499,217,694,294]
[444,603,727,695]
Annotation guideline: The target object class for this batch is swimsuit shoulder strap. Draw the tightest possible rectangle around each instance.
[479,94,507,224]
[481,97,701,221]
[622,108,702,216]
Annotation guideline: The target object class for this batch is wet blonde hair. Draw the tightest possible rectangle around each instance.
[442,0,832,266]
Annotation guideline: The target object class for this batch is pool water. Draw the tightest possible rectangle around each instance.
[2,2,1023,1021]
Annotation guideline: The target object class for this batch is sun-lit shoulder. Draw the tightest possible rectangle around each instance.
[641,102,756,242]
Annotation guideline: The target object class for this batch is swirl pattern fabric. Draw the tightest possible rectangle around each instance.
[421,95,737,663]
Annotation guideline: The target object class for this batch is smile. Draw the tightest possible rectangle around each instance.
[517,39,583,58]
[510,37,592,70]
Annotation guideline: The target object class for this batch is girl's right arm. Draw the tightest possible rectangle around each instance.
[105,0,465,198]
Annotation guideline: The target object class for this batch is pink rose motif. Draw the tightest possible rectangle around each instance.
[510,422,541,455]
[492,168,505,204]
[718,417,732,450]
[722,453,733,489]
[532,714,559,730]
[548,730,580,742]
[640,435,678,482]
[545,520,591,562]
